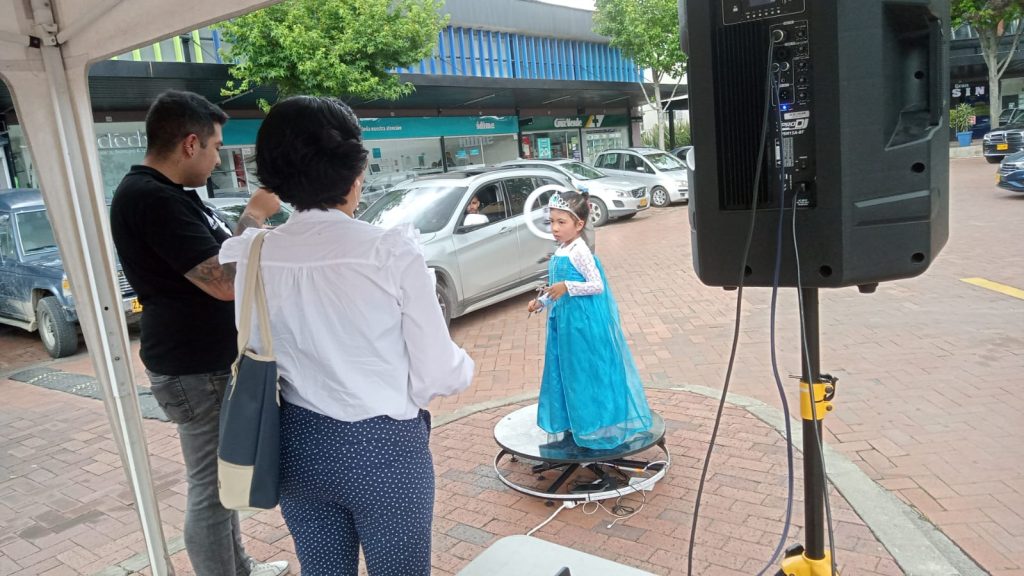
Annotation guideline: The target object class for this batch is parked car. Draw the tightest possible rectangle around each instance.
[204,197,293,230]
[997,151,1024,193]
[358,167,560,325]
[982,122,1024,164]
[971,108,1024,139]
[669,145,692,162]
[592,147,689,207]
[358,170,422,214]
[496,159,648,226]
[0,189,140,358]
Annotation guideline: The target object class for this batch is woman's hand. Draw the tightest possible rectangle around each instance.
[527,299,541,313]
[545,282,568,301]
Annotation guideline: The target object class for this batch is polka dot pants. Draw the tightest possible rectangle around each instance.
[279,402,434,576]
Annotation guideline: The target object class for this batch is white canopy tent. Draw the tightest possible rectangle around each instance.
[0,2,278,573]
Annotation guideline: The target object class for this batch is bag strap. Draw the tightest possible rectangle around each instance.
[235,230,274,358]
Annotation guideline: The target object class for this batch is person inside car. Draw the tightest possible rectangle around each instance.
[464,194,488,227]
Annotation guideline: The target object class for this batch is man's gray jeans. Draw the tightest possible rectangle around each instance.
[148,369,254,576]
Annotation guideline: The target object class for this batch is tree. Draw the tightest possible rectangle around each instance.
[953,0,1024,128]
[593,0,687,150]
[216,0,447,111]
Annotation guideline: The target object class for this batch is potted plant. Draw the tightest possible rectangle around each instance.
[950,103,975,147]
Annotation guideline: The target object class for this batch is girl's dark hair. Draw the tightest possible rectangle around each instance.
[555,190,590,223]
[255,96,368,211]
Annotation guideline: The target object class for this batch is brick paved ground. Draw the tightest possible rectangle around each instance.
[1,157,1021,574]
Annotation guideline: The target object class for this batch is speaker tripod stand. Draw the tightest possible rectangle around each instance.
[778,288,839,576]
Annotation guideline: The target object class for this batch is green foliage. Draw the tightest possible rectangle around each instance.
[641,120,690,148]
[216,0,447,111]
[952,0,1024,29]
[950,102,975,133]
[593,0,687,80]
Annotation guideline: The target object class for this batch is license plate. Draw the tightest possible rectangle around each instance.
[639,198,648,208]
[130,298,143,313]
[997,173,1003,183]
[997,143,1009,151]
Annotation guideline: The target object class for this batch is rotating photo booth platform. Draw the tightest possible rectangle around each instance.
[492,404,669,504]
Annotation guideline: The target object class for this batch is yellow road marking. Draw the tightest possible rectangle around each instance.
[961,278,1024,300]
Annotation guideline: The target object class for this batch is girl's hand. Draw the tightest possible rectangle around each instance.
[527,299,541,313]
[545,282,568,301]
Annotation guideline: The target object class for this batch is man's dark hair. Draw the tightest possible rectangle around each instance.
[255,96,368,211]
[145,90,229,157]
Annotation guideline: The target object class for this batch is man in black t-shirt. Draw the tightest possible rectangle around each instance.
[110,91,288,576]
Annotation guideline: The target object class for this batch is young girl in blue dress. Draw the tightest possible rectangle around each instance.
[528,191,653,450]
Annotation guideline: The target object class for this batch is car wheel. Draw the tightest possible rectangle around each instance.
[36,296,78,358]
[986,156,1002,164]
[651,186,670,208]
[589,198,609,227]
[435,280,453,327]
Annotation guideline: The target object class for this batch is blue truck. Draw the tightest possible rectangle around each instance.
[0,188,140,358]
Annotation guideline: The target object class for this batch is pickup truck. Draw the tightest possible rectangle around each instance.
[0,188,140,358]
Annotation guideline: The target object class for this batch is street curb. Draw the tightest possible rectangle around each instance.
[673,384,987,576]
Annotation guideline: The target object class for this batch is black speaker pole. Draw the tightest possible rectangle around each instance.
[779,288,837,575]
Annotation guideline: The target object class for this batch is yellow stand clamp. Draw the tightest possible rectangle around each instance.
[799,376,836,421]
[780,550,837,576]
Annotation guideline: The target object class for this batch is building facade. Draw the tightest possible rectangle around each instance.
[1,0,658,197]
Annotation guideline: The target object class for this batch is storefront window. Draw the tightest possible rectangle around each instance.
[521,130,579,160]
[443,133,518,169]
[366,138,445,177]
[584,128,627,161]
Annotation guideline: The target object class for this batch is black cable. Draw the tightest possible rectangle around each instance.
[792,192,839,574]
[686,33,780,576]
[750,70,798,576]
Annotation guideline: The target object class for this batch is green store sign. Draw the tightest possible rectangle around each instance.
[222,116,519,146]
[525,114,629,131]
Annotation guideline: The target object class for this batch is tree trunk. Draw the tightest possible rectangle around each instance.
[981,30,1003,128]
[654,75,665,150]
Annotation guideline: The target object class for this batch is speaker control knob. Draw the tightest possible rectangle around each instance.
[772,29,786,43]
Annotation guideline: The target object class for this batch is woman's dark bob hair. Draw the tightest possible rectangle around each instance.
[255,96,368,211]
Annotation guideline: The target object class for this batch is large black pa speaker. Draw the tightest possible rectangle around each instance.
[681,0,950,289]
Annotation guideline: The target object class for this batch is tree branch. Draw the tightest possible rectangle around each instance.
[997,19,1024,77]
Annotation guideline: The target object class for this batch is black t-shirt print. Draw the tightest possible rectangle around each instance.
[110,165,237,376]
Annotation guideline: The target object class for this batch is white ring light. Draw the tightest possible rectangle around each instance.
[522,184,574,241]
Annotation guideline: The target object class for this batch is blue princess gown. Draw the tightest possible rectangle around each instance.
[537,239,653,449]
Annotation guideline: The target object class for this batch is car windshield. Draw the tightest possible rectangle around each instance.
[644,152,686,172]
[359,185,466,233]
[559,162,605,180]
[216,204,291,228]
[16,210,58,254]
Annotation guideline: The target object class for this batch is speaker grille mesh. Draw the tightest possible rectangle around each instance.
[712,22,776,210]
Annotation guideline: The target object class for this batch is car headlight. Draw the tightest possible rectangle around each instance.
[615,190,629,198]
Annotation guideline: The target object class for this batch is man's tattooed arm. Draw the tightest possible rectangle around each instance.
[185,255,237,301]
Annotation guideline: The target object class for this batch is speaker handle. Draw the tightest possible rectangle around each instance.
[928,16,944,127]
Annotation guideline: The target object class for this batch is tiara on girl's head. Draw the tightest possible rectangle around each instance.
[547,193,573,214]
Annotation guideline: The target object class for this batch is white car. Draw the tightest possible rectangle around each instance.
[496,159,648,226]
[592,147,689,207]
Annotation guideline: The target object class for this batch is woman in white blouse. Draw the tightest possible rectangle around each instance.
[220,96,474,576]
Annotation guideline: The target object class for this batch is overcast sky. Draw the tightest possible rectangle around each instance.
[536,0,596,10]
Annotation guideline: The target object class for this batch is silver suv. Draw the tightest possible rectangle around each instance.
[358,167,561,324]
[592,147,689,207]
[496,159,648,226]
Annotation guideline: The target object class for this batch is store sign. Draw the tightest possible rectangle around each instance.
[360,116,519,140]
[952,82,986,99]
[97,130,147,150]
[537,138,552,159]
[529,114,628,131]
